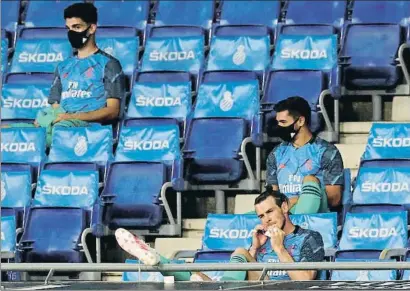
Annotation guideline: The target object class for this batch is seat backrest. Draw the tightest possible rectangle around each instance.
[96,36,139,79]
[361,123,410,162]
[1,0,20,32]
[47,125,114,165]
[285,0,346,27]
[33,169,99,209]
[194,78,259,122]
[126,77,191,123]
[352,1,410,25]
[24,1,79,28]
[1,170,32,209]
[155,0,214,30]
[10,38,72,73]
[206,34,270,73]
[339,211,408,251]
[94,0,149,31]
[1,83,50,121]
[1,127,46,167]
[1,216,16,253]
[353,167,410,206]
[272,34,337,71]
[5,72,54,85]
[219,0,280,29]
[115,123,181,166]
[1,37,8,74]
[141,35,205,76]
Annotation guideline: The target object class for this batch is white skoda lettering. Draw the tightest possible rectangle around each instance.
[349,227,398,238]
[372,137,410,148]
[1,143,35,152]
[42,185,88,195]
[209,228,254,239]
[149,50,195,62]
[136,96,182,107]
[19,52,63,63]
[3,98,48,109]
[281,49,327,60]
[124,140,170,151]
[362,182,410,193]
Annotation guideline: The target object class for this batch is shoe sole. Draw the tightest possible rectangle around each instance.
[115,228,159,266]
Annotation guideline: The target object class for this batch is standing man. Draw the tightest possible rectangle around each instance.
[34,2,125,142]
[266,96,344,214]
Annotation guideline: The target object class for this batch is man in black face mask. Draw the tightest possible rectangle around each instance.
[266,96,344,214]
[45,2,125,127]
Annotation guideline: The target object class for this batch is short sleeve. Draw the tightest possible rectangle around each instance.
[48,67,62,104]
[266,149,278,186]
[104,58,126,100]
[300,231,325,262]
[321,145,344,186]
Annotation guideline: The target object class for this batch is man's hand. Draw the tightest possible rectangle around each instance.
[269,226,286,253]
[53,113,73,124]
[251,225,268,250]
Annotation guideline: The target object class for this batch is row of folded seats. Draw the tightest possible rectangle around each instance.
[2,122,410,278]
[3,0,410,95]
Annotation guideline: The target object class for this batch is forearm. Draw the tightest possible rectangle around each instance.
[276,247,316,280]
[71,106,119,123]
[249,246,258,259]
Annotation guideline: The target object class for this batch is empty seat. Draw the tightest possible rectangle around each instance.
[183,72,261,184]
[24,1,80,28]
[1,83,50,123]
[1,0,20,38]
[94,0,149,38]
[1,36,8,75]
[282,0,347,35]
[1,216,17,258]
[331,210,408,280]
[351,1,410,24]
[92,123,183,236]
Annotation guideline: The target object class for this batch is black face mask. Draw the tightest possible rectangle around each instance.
[67,26,91,49]
[274,119,301,142]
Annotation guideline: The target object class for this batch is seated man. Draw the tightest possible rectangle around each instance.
[115,187,325,281]
[267,96,344,214]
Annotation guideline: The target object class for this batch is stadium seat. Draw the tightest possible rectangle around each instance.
[1,83,50,124]
[92,122,183,239]
[281,0,347,35]
[2,36,8,76]
[183,71,261,191]
[1,0,20,40]
[263,34,340,142]
[4,72,55,85]
[351,1,410,24]
[125,72,192,136]
[17,166,99,269]
[218,0,280,39]
[47,125,114,181]
[206,28,270,81]
[1,216,17,260]
[331,211,408,280]
[1,127,47,181]
[24,1,80,28]
[94,0,149,40]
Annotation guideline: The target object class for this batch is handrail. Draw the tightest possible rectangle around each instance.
[3,262,410,272]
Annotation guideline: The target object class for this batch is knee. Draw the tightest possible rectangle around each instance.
[303,175,320,184]
[232,247,249,257]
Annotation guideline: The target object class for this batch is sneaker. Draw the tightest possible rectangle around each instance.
[115,228,160,266]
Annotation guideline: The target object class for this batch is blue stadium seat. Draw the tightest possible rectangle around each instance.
[263,34,340,142]
[47,126,114,181]
[1,0,20,38]
[10,37,72,74]
[154,0,215,31]
[282,0,347,35]
[351,1,410,24]
[94,0,149,39]
[219,0,280,37]
[331,211,408,280]
[183,71,261,187]
[1,83,50,124]
[92,123,183,238]
[1,36,8,76]
[1,127,47,180]
[1,216,17,258]
[24,1,80,28]
[17,168,99,265]
[4,72,55,85]
[125,72,192,136]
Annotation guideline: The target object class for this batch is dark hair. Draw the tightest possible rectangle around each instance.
[254,185,289,207]
[64,3,98,24]
[273,96,311,126]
